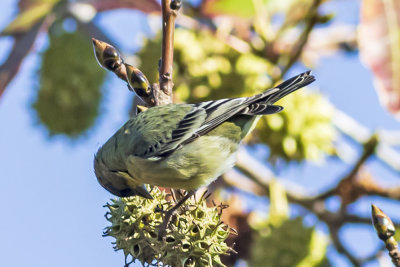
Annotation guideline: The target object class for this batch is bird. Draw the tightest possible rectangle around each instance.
[94,69,315,239]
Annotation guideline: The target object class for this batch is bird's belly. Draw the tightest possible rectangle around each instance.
[126,136,239,190]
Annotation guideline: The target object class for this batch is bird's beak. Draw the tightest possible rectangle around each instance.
[133,185,153,199]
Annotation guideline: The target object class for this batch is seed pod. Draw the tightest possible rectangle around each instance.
[104,186,233,267]
[34,31,105,138]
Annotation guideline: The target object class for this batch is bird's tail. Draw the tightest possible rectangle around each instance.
[266,71,315,104]
[242,71,315,116]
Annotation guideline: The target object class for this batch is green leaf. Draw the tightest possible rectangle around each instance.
[2,0,60,35]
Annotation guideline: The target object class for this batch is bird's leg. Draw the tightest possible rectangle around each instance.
[158,190,195,241]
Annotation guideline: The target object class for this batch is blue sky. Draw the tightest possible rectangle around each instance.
[0,0,399,266]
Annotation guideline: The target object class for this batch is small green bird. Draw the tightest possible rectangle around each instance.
[95,70,314,196]
[94,70,314,237]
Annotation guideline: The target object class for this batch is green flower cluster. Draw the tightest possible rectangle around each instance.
[103,186,232,267]
[137,28,335,162]
[137,28,274,103]
[33,30,105,137]
[256,90,336,162]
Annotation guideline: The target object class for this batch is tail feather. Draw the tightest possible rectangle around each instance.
[266,71,315,104]
[186,71,315,139]
[242,104,283,115]
[241,71,315,116]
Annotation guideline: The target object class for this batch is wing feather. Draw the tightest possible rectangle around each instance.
[132,71,314,158]
[131,104,207,158]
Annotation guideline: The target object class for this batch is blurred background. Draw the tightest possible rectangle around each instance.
[0,0,400,266]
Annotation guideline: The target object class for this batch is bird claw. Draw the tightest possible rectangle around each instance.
[157,209,176,241]
[156,190,195,241]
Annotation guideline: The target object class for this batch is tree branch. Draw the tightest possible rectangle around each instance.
[159,0,181,100]
[0,19,48,98]
[333,109,400,172]
[281,0,323,76]
[329,225,362,266]
[91,0,182,107]
[314,135,378,208]
[224,147,400,265]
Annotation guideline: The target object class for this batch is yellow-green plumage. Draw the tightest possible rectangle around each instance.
[127,121,243,190]
[94,71,315,198]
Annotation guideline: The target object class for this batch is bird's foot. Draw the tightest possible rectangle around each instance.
[157,208,175,241]
[156,190,195,241]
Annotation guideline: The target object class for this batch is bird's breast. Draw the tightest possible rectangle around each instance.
[126,135,240,190]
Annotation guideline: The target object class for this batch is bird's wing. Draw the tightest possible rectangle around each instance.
[130,96,262,159]
[130,104,208,159]
[130,98,254,159]
[185,91,280,141]
[132,71,314,159]
[183,70,315,143]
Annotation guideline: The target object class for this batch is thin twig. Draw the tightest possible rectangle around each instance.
[0,18,50,98]
[342,135,378,181]
[314,135,378,206]
[226,148,400,265]
[281,0,323,76]
[90,0,182,107]
[329,225,361,267]
[159,0,180,100]
[333,109,400,172]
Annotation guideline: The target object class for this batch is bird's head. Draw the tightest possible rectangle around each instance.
[93,150,153,199]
